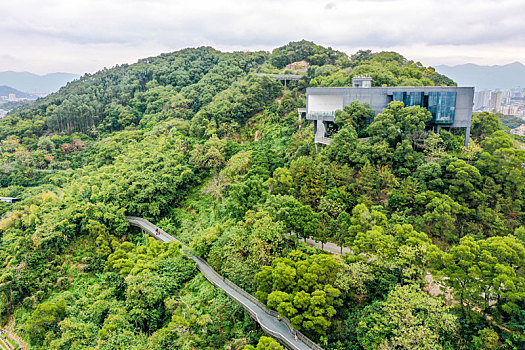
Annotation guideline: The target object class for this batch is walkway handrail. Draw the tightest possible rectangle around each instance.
[189,257,303,350]
[191,256,277,316]
[126,216,178,242]
[126,216,323,350]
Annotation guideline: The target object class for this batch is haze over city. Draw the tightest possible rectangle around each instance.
[2,0,525,75]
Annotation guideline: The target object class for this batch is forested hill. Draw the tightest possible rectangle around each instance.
[2,41,453,141]
[0,41,523,350]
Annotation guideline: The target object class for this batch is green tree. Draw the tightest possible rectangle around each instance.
[356,285,456,350]
[367,102,431,164]
[411,161,444,192]
[224,176,268,220]
[414,191,467,241]
[357,163,399,205]
[333,101,375,137]
[49,318,99,349]
[255,252,342,337]
[273,196,319,241]
[473,328,500,350]
[289,156,326,207]
[348,203,387,244]
[189,134,227,171]
[24,299,67,346]
[244,336,284,350]
[471,112,503,140]
[125,272,169,334]
[443,159,484,207]
[265,167,293,195]
[438,236,525,320]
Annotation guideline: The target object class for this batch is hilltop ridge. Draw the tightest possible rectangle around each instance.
[0,71,80,95]
[436,61,525,90]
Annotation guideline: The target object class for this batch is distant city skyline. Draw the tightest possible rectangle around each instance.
[2,0,525,75]
[474,88,525,118]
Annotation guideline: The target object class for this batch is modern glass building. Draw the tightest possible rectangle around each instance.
[306,77,474,148]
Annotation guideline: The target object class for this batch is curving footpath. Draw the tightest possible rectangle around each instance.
[126,216,321,350]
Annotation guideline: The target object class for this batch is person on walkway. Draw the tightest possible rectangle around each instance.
[155,228,159,235]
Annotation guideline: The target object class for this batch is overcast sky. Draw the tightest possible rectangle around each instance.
[1,0,524,75]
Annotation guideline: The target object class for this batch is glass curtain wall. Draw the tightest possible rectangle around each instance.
[428,92,456,124]
[394,90,456,124]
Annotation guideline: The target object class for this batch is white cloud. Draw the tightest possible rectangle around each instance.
[0,0,524,74]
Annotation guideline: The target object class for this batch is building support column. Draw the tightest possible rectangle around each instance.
[464,126,471,149]
[316,120,326,139]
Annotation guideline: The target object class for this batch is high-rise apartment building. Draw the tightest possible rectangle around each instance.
[489,91,503,111]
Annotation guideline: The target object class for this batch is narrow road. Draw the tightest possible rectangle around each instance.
[126,216,320,350]
[285,233,351,256]
[286,232,450,300]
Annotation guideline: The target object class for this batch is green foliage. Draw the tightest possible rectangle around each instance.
[348,207,437,284]
[438,236,525,320]
[190,75,282,138]
[244,336,284,350]
[269,40,347,69]
[500,114,524,129]
[310,50,455,88]
[23,298,67,346]
[325,125,358,165]
[265,167,293,195]
[0,42,523,350]
[189,134,227,171]
[413,190,468,241]
[207,210,286,289]
[106,237,183,277]
[224,176,268,220]
[289,156,326,207]
[255,251,342,337]
[334,101,375,137]
[473,328,500,350]
[368,102,431,148]
[266,195,319,240]
[471,112,504,140]
[356,285,456,350]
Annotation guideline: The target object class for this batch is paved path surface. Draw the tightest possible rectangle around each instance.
[127,217,178,243]
[2,327,27,350]
[285,232,351,256]
[126,216,317,350]
[286,232,450,301]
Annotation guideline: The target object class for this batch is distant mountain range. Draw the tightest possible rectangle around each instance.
[1,62,523,95]
[0,85,38,99]
[0,71,80,95]
[435,62,525,91]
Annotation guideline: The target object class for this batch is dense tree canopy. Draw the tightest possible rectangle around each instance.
[0,41,523,350]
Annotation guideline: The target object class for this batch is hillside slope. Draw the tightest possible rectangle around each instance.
[0,41,523,350]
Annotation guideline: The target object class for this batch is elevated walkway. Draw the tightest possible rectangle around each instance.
[255,73,304,81]
[254,73,305,87]
[126,216,322,350]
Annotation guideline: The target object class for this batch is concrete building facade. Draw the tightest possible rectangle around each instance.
[306,77,474,148]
